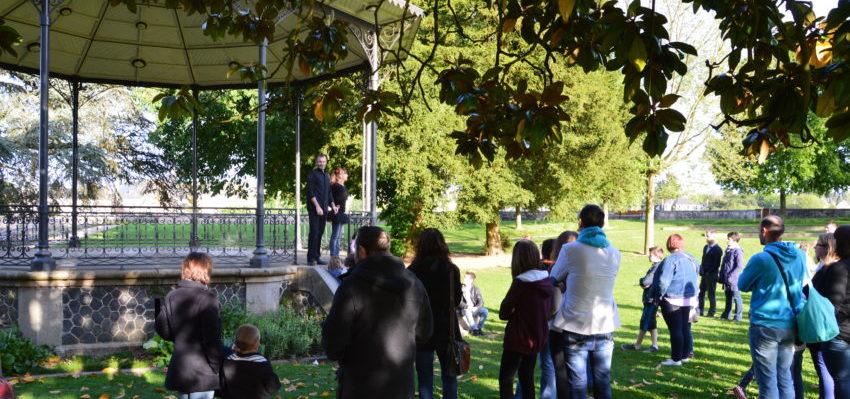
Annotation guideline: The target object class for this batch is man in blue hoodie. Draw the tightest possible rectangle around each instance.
[738,215,807,399]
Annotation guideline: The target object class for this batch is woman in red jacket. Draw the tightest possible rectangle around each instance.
[499,239,556,399]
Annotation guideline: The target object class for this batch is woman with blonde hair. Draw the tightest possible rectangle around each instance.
[329,168,349,270]
[155,252,223,399]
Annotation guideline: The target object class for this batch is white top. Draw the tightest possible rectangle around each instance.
[549,241,622,335]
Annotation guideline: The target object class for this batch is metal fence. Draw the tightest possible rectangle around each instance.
[0,205,370,268]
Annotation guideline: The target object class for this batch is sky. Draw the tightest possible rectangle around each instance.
[667,0,840,200]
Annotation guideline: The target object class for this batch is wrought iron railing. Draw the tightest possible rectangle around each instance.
[0,205,371,268]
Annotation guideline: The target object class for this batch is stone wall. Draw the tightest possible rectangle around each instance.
[0,287,17,329]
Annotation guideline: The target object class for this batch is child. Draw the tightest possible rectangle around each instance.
[499,240,555,399]
[219,324,282,399]
[719,232,744,322]
[622,246,665,352]
[461,271,489,336]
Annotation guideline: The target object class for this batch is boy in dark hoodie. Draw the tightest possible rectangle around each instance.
[499,239,555,399]
[219,324,281,399]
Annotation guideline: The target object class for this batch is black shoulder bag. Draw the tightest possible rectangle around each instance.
[447,265,471,376]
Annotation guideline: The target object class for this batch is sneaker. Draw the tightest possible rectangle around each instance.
[621,344,640,351]
[643,345,660,353]
[681,357,691,363]
[660,359,682,366]
[732,385,747,399]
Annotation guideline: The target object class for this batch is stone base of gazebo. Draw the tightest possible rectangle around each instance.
[0,261,339,355]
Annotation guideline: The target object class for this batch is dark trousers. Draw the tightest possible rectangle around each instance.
[307,211,326,263]
[550,330,570,398]
[500,350,537,399]
[661,302,692,362]
[698,274,717,316]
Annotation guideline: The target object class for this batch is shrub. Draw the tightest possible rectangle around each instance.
[0,327,53,374]
[144,302,322,364]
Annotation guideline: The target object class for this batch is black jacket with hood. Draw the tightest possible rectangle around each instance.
[321,252,433,399]
[408,256,462,353]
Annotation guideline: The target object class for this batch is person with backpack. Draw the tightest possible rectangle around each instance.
[499,239,555,399]
[738,216,807,399]
[649,234,699,366]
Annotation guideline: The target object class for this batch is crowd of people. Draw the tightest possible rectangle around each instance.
[151,199,850,399]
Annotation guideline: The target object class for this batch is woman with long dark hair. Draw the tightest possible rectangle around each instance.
[408,228,462,399]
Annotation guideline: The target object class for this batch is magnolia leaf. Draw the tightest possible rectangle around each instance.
[559,0,577,22]
[502,18,517,33]
[628,39,647,72]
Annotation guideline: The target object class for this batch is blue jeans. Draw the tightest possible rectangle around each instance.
[464,307,489,331]
[329,221,343,256]
[177,392,214,399]
[415,350,458,399]
[564,332,613,399]
[809,343,835,399]
[822,338,850,399]
[721,289,743,321]
[749,324,796,399]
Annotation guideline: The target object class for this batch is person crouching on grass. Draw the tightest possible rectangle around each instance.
[499,239,556,399]
[622,246,665,353]
[219,324,281,399]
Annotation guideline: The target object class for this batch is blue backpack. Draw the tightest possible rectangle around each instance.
[769,253,839,344]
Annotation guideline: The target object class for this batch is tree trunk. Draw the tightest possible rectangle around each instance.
[404,200,425,258]
[485,220,504,256]
[780,188,787,218]
[515,206,523,230]
[644,171,657,255]
[602,202,610,228]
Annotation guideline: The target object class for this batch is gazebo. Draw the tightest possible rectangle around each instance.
[0,0,423,270]
[0,0,422,352]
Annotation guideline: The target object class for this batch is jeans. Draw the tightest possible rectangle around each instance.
[329,221,343,256]
[307,211,327,263]
[661,302,692,362]
[721,289,743,321]
[809,343,835,399]
[177,393,214,399]
[564,332,613,399]
[415,349,458,399]
[698,274,718,316]
[749,324,796,399]
[793,344,805,399]
[463,308,489,331]
[500,350,537,399]
[822,338,850,399]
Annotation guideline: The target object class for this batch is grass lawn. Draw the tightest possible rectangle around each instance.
[13,218,845,398]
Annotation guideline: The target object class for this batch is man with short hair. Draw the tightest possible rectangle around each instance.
[461,271,488,336]
[738,215,807,399]
[321,226,433,399]
[306,153,335,266]
[550,204,621,399]
[698,230,723,317]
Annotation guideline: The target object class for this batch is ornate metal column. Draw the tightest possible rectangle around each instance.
[350,27,381,225]
[68,80,80,248]
[250,40,270,268]
[31,0,63,271]
[189,87,200,249]
[294,87,302,264]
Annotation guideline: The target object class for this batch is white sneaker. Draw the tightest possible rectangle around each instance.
[681,357,691,363]
[660,359,682,366]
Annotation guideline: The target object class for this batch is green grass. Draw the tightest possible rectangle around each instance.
[14,218,841,398]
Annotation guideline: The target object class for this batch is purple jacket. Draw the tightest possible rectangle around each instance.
[720,246,745,291]
[499,270,555,355]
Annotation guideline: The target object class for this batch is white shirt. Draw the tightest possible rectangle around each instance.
[549,241,621,335]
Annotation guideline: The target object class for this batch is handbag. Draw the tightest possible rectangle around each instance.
[0,363,15,399]
[768,253,839,344]
[446,264,471,376]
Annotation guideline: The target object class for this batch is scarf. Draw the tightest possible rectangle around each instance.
[577,226,610,248]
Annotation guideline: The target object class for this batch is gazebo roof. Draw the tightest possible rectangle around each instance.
[0,0,423,89]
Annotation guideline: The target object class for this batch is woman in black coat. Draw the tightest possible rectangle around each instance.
[155,253,223,399]
[408,228,462,399]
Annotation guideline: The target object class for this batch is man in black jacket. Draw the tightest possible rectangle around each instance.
[322,226,433,399]
[306,153,335,265]
[698,230,724,317]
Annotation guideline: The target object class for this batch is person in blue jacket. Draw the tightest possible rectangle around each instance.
[649,234,699,366]
[719,232,745,322]
[738,215,807,399]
